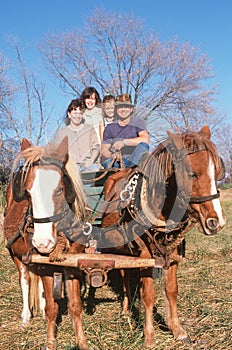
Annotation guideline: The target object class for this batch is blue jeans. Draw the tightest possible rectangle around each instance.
[103,142,149,169]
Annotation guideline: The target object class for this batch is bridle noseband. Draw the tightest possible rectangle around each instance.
[189,190,220,204]
[32,208,70,224]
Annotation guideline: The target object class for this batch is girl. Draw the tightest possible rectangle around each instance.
[80,87,103,143]
[55,98,100,172]
[100,94,116,141]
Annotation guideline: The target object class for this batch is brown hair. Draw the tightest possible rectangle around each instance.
[80,86,102,107]
[65,98,84,125]
[103,95,115,104]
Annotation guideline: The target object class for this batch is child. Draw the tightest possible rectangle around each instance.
[100,94,116,141]
[80,87,103,143]
[55,98,100,172]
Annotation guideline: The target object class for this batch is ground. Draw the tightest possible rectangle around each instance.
[0,189,231,349]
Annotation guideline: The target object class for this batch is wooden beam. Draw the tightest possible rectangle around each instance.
[26,253,165,269]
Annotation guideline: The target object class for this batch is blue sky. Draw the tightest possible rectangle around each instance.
[1,0,231,126]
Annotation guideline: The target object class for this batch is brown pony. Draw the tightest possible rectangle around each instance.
[101,126,226,348]
[4,137,91,350]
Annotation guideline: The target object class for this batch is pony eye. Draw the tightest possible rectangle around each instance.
[188,172,198,179]
[56,187,63,195]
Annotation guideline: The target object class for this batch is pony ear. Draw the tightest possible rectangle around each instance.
[56,136,69,163]
[21,138,32,151]
[200,125,211,139]
[167,131,185,151]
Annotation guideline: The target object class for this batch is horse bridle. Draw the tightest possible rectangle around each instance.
[32,208,70,224]
[28,156,71,224]
[171,144,221,205]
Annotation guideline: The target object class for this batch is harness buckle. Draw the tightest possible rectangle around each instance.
[82,222,93,236]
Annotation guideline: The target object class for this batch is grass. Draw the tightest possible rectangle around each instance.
[0,194,231,349]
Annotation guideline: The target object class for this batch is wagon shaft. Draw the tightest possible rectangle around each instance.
[24,253,165,269]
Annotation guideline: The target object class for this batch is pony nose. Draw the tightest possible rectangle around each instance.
[32,238,56,253]
[206,218,219,232]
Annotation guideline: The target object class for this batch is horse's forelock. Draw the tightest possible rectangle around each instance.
[11,145,44,180]
[182,132,222,174]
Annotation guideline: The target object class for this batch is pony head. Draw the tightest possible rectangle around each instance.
[12,137,87,254]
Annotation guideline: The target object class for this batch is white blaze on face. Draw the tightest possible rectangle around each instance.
[208,157,225,228]
[29,168,60,253]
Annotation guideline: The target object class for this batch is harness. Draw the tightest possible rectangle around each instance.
[7,141,222,269]
[107,142,222,266]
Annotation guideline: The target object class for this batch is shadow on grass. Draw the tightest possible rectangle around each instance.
[81,268,170,334]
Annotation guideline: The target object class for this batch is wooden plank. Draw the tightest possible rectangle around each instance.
[27,253,165,269]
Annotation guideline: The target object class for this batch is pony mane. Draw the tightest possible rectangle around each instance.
[12,143,89,222]
[65,158,89,221]
[139,129,222,195]
[139,138,173,192]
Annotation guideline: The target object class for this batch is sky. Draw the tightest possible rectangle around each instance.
[0,0,231,128]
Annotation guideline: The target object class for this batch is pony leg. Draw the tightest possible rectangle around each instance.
[120,269,131,315]
[14,257,32,326]
[163,264,191,343]
[40,275,59,350]
[64,269,89,350]
[140,268,156,348]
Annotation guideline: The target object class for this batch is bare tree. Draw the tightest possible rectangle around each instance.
[0,42,52,182]
[0,41,51,144]
[40,9,219,130]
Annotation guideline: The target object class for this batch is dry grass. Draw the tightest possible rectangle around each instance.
[0,191,231,350]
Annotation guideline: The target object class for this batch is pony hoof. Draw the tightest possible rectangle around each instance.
[20,320,31,328]
[181,335,192,344]
[46,339,56,350]
[121,309,130,316]
[144,339,156,349]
